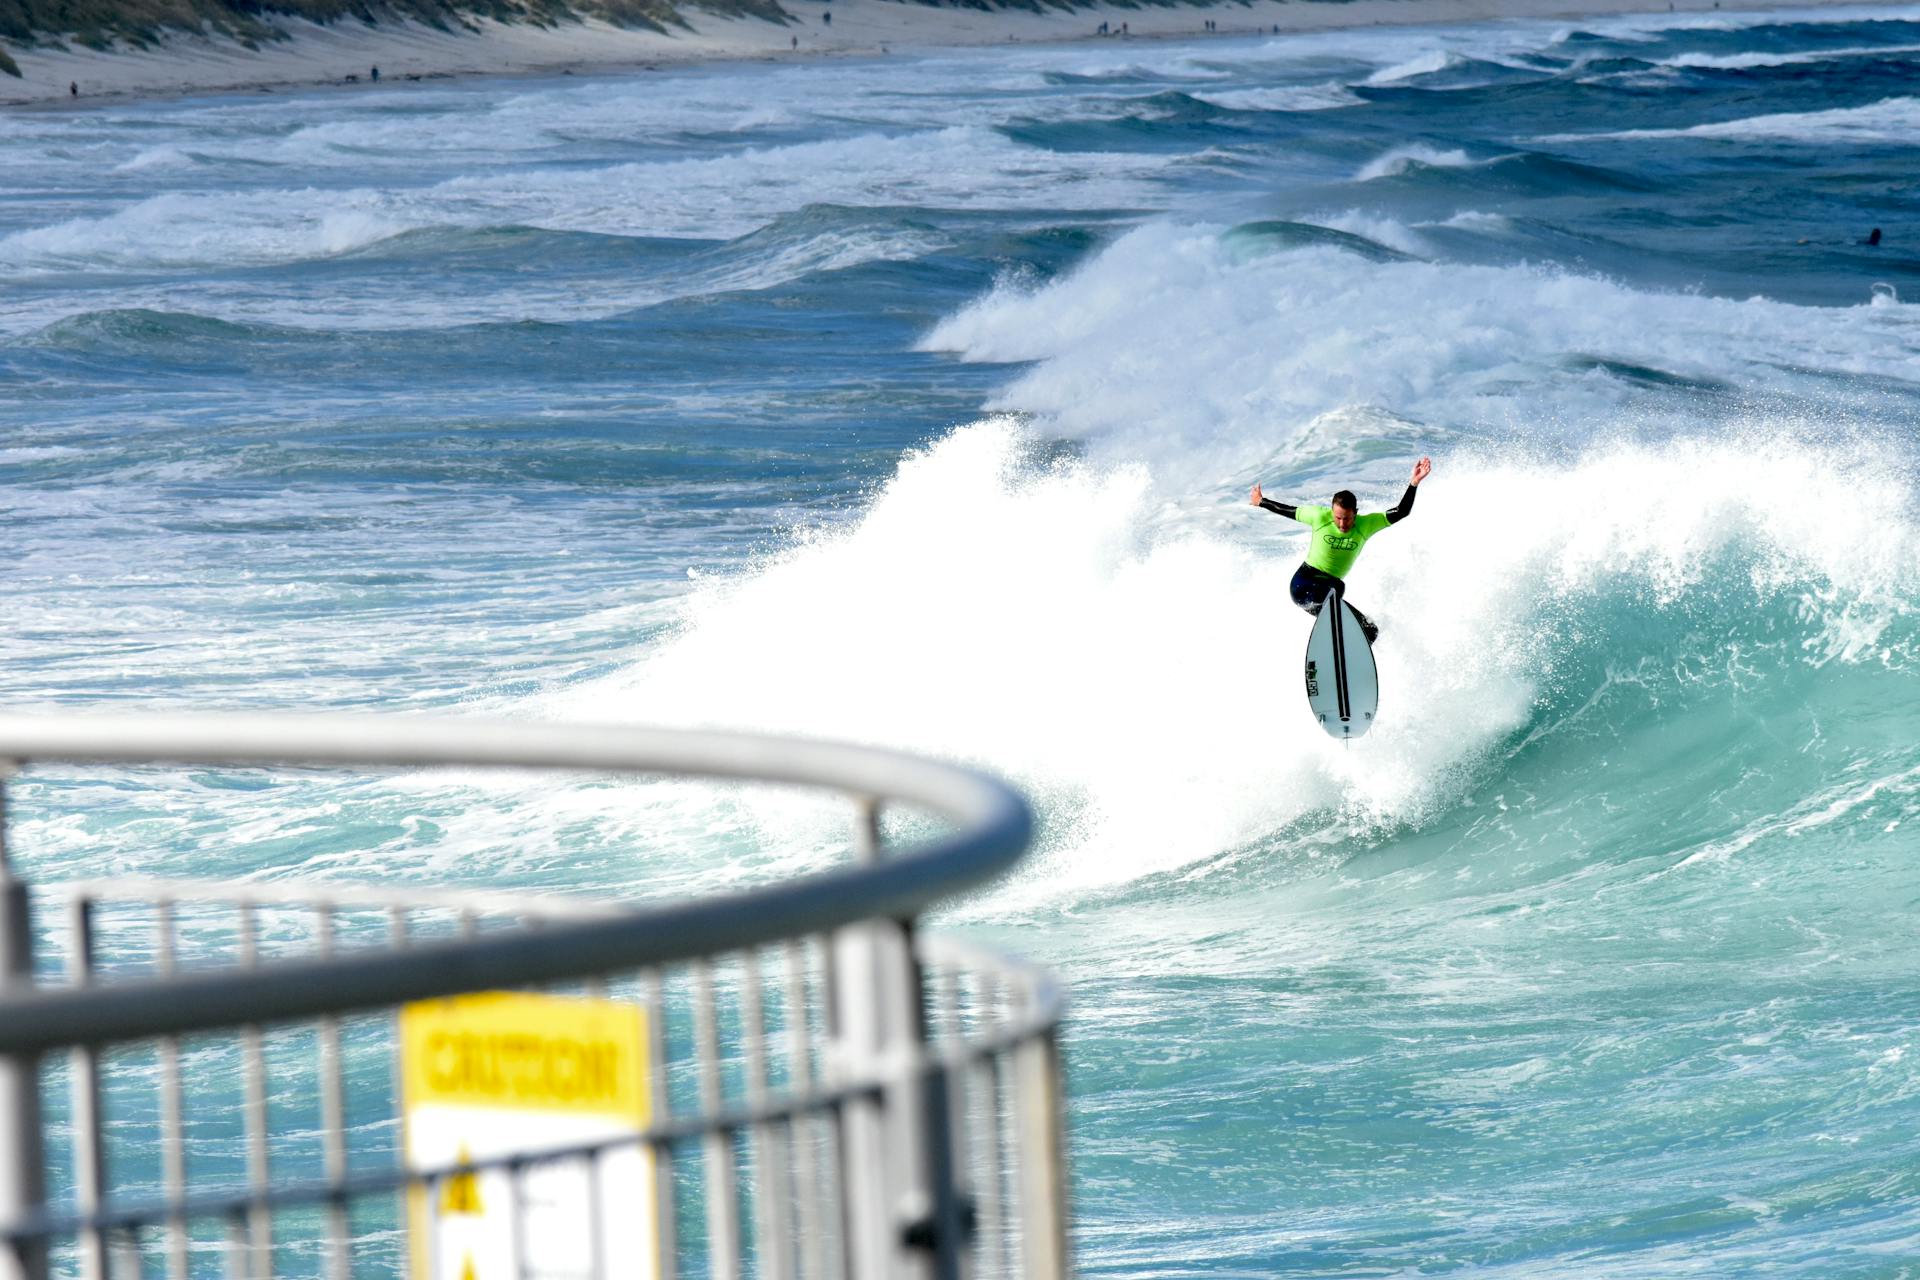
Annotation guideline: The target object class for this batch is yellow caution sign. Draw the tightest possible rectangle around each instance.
[401,992,657,1280]
[403,991,648,1119]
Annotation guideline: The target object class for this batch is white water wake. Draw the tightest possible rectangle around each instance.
[541,224,1920,895]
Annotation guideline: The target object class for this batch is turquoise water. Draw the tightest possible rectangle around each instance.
[5,5,1920,1272]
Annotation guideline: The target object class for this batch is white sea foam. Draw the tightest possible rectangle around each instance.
[544,414,1920,899]
[0,445,85,464]
[1658,42,1920,70]
[1309,210,1433,256]
[1193,83,1364,112]
[699,224,953,295]
[1537,95,1920,144]
[1284,209,1510,259]
[1045,55,1231,82]
[435,126,1176,240]
[115,146,198,172]
[1431,210,1515,231]
[0,191,410,273]
[917,221,1920,478]
[1355,145,1477,182]
[1365,50,1459,84]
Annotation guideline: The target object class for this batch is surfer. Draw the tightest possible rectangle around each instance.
[1249,456,1432,645]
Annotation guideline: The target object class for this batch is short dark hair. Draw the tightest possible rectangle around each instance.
[1331,489,1357,510]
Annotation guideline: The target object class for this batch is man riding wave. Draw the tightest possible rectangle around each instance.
[1250,456,1432,645]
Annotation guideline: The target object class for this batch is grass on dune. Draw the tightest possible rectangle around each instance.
[0,0,1205,77]
[0,0,793,72]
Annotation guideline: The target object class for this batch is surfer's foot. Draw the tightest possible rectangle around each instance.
[1347,605,1380,646]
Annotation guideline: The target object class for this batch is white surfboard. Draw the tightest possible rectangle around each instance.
[1304,595,1378,739]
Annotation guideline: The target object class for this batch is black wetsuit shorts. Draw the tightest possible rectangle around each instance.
[1289,564,1379,643]
[1289,563,1344,614]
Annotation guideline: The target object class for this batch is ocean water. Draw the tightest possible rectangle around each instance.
[4,3,1920,1272]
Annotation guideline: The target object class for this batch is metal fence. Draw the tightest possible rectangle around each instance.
[0,714,1064,1280]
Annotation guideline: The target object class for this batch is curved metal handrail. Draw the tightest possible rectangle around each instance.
[2,942,1065,1246]
[0,712,1034,1055]
[41,874,634,920]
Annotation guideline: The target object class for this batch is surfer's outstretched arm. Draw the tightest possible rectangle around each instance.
[1249,483,1299,519]
[1385,456,1432,524]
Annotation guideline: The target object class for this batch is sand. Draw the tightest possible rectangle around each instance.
[0,0,1901,108]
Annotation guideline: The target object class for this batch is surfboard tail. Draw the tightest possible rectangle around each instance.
[1303,589,1379,740]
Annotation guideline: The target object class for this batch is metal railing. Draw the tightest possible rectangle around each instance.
[0,714,1065,1280]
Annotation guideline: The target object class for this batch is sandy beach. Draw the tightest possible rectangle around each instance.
[1,0,1902,108]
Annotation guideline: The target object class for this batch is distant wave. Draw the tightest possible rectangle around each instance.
[114,146,202,173]
[1355,145,1475,182]
[1349,148,1654,196]
[1359,50,1545,91]
[1537,95,1920,144]
[0,126,1170,280]
[1365,50,1460,85]
[1555,7,1920,42]
[0,191,408,275]
[1222,219,1416,263]
[9,208,958,339]
[1657,42,1920,69]
[915,219,1920,478]
[1192,82,1363,113]
[1042,61,1232,87]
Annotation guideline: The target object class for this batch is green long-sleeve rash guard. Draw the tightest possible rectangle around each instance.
[1258,484,1417,579]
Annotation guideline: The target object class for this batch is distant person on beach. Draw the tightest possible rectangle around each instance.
[69,81,77,96]
[370,66,379,81]
[1249,457,1432,645]
[822,9,830,23]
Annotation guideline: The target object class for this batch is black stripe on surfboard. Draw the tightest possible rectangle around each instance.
[1329,592,1351,724]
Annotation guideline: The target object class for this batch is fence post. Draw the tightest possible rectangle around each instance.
[829,798,968,1280]
[1016,1027,1069,1280]
[0,771,48,1280]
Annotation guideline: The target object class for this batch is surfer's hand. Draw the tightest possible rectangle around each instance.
[1410,457,1432,486]
[1250,483,1263,506]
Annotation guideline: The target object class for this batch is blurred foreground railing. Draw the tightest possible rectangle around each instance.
[0,714,1063,1280]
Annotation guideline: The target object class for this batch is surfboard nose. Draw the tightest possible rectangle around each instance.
[1304,598,1380,740]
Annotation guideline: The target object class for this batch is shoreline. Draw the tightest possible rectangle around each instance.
[2,0,1908,108]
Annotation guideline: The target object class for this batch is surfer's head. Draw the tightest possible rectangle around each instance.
[1331,490,1357,532]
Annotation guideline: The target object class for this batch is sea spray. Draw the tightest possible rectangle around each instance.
[545,417,1920,899]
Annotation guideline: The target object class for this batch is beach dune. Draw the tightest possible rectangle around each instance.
[3,0,1891,108]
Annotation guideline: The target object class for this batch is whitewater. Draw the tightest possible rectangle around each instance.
[4,3,1920,1273]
